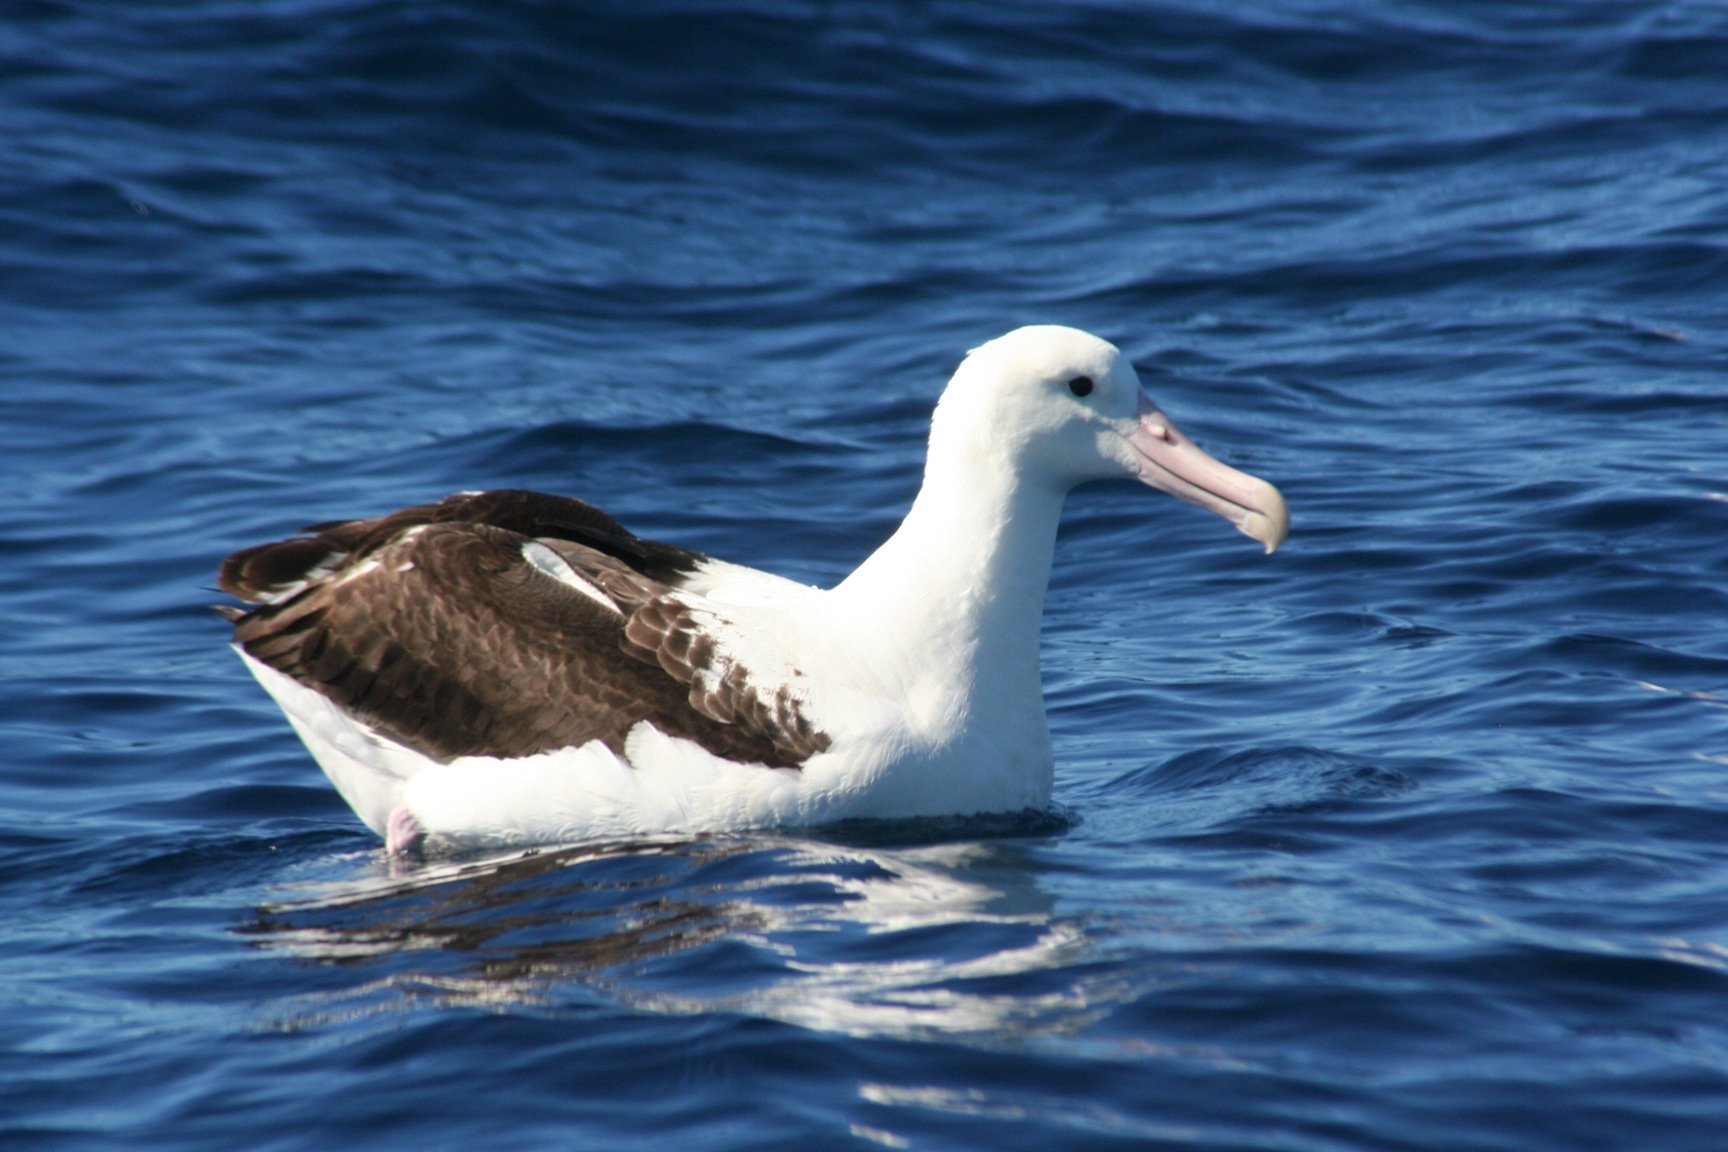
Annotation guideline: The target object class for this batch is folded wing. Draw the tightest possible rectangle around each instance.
[220,491,828,769]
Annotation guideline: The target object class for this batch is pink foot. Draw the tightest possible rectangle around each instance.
[386,805,425,856]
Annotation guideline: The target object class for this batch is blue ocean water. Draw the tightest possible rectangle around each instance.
[4,0,1727,1147]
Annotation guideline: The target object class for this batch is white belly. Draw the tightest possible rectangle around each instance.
[240,650,1052,849]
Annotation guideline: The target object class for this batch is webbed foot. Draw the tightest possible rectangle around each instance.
[385,805,425,857]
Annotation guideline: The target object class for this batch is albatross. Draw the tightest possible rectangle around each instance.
[219,325,1288,853]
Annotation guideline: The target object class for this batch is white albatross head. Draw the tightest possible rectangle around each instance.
[936,325,1290,553]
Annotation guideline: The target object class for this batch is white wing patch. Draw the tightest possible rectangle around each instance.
[521,539,623,616]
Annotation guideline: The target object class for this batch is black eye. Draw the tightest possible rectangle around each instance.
[1068,376,1094,398]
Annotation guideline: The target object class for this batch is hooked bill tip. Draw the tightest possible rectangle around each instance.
[1242,482,1291,554]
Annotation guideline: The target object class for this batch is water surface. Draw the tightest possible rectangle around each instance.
[4,2,1727,1149]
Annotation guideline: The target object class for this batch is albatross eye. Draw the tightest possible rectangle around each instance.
[1067,376,1094,398]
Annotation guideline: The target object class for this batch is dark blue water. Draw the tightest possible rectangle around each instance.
[5,1,1727,1148]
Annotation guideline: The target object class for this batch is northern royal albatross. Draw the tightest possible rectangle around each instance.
[219,326,1288,853]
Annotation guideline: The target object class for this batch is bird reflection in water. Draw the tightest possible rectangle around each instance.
[241,819,1136,1040]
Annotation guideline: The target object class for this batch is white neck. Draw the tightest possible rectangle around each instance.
[828,416,1067,748]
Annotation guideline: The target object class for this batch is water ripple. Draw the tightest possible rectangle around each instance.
[4,0,1728,1148]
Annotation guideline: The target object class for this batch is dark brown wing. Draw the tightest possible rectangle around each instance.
[220,493,825,768]
[218,489,703,604]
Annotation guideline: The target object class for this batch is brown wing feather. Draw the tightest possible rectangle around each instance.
[622,598,831,762]
[219,489,703,603]
[222,500,826,769]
